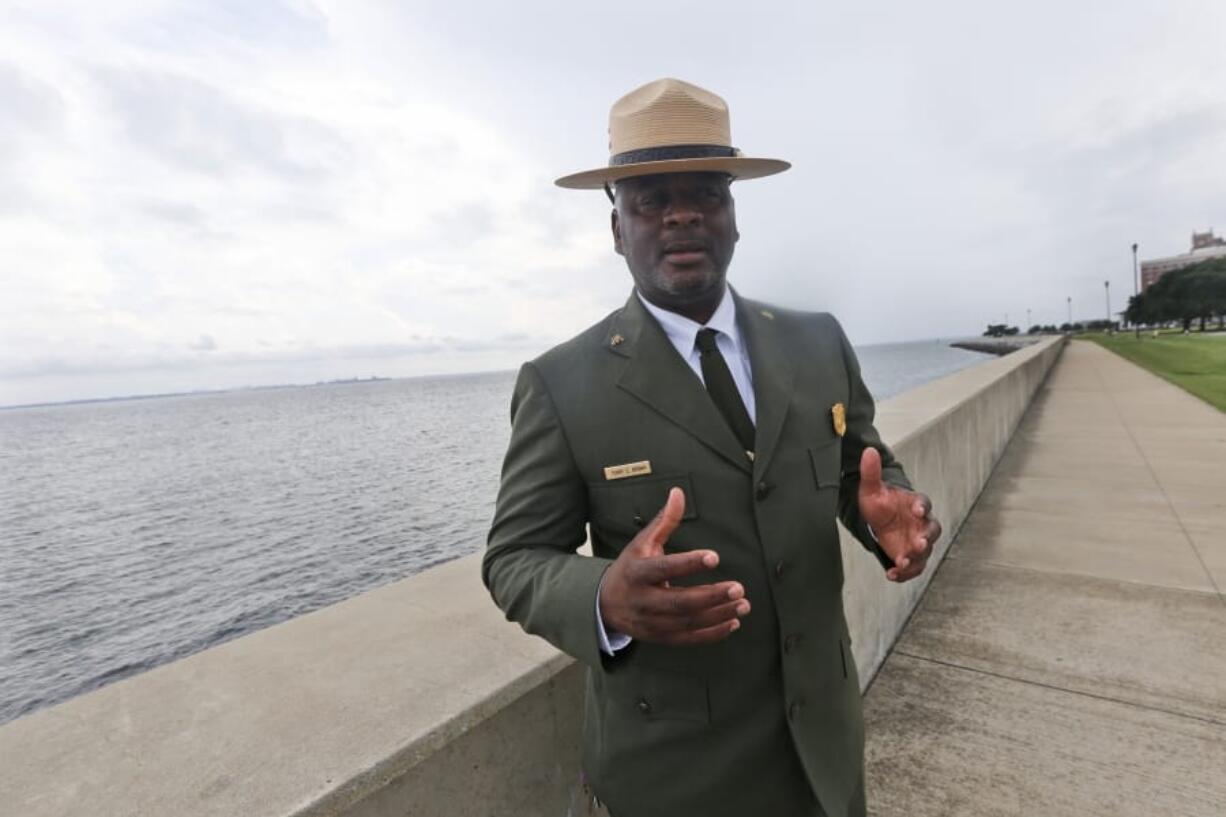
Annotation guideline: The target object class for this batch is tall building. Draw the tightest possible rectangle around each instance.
[1141,230,1226,291]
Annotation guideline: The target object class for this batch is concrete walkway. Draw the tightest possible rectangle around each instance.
[862,340,1226,816]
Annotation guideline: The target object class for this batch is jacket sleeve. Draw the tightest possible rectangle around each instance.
[481,362,613,669]
[829,317,913,570]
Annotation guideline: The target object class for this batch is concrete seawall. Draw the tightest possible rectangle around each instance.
[0,337,1064,817]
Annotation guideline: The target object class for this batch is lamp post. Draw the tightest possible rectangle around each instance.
[1132,243,1140,295]
[1067,296,1072,329]
[1027,308,1032,333]
[1132,242,1140,339]
[1104,280,1111,332]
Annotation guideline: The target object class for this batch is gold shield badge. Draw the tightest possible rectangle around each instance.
[831,403,847,437]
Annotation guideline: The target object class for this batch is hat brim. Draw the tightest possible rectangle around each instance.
[555,156,791,190]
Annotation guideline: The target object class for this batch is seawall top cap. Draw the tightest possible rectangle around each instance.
[555,77,791,190]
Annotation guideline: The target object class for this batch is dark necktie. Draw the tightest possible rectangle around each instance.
[695,328,755,454]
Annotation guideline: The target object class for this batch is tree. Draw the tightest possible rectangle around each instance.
[1125,259,1225,331]
[1184,264,1226,330]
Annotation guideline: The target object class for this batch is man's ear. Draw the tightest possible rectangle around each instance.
[611,208,624,256]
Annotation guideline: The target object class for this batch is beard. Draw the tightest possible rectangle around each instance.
[640,263,722,298]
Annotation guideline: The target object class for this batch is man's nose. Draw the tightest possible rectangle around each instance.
[663,202,702,227]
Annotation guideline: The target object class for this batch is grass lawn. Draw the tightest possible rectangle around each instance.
[1083,331,1226,412]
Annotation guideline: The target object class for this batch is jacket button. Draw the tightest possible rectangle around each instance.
[636,698,652,715]
[755,481,773,501]
[788,699,804,722]
[774,560,787,579]
[784,633,801,654]
[632,514,645,528]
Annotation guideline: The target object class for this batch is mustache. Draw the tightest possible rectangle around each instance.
[662,238,709,253]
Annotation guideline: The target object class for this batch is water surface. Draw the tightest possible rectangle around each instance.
[0,340,986,723]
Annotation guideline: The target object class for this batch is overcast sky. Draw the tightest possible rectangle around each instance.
[2,1,1224,405]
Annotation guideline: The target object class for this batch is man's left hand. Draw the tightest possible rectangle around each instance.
[857,447,941,582]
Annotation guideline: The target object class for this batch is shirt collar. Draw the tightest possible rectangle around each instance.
[636,285,742,354]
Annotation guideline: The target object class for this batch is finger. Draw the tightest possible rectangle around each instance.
[921,517,941,549]
[887,565,915,582]
[896,550,932,582]
[640,581,746,617]
[894,561,926,582]
[885,551,916,582]
[629,487,687,556]
[630,549,720,585]
[648,598,750,633]
[912,493,933,519]
[859,447,884,494]
[923,518,942,546]
[905,521,938,558]
[659,617,743,646]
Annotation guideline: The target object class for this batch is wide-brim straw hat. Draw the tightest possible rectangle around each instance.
[555,78,791,190]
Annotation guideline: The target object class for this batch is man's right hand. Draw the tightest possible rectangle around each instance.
[598,487,749,646]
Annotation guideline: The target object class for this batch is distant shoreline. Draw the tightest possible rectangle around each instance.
[951,338,1039,357]
[0,376,398,412]
[3,336,994,411]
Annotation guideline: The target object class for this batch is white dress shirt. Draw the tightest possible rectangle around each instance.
[597,287,757,655]
[636,288,756,423]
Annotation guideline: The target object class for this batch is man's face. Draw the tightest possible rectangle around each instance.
[612,172,738,311]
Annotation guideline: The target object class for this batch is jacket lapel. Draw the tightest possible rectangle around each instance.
[610,293,754,475]
[736,293,796,478]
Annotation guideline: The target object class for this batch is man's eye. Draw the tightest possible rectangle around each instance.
[637,196,663,210]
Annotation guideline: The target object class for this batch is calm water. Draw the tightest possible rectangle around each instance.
[0,339,986,724]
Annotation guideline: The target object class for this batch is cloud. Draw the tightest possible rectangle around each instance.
[96,67,351,179]
[188,333,217,351]
[0,61,67,213]
[1018,106,1226,216]
[0,61,65,152]
[2,0,1225,405]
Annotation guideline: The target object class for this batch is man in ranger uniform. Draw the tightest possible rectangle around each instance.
[483,78,940,817]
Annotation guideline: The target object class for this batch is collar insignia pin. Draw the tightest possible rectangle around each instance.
[610,334,624,347]
[832,403,847,437]
[760,309,775,320]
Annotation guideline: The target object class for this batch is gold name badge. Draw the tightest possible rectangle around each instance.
[604,460,652,481]
[832,403,847,437]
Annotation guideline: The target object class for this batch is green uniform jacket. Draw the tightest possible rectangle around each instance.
[482,290,910,817]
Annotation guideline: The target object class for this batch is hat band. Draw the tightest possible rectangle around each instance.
[609,144,738,167]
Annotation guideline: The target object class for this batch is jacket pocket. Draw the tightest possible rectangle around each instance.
[808,438,842,490]
[603,664,710,725]
[587,473,698,536]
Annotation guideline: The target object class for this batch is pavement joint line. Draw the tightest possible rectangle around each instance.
[942,552,1225,599]
[1085,344,1226,607]
[891,649,1226,729]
